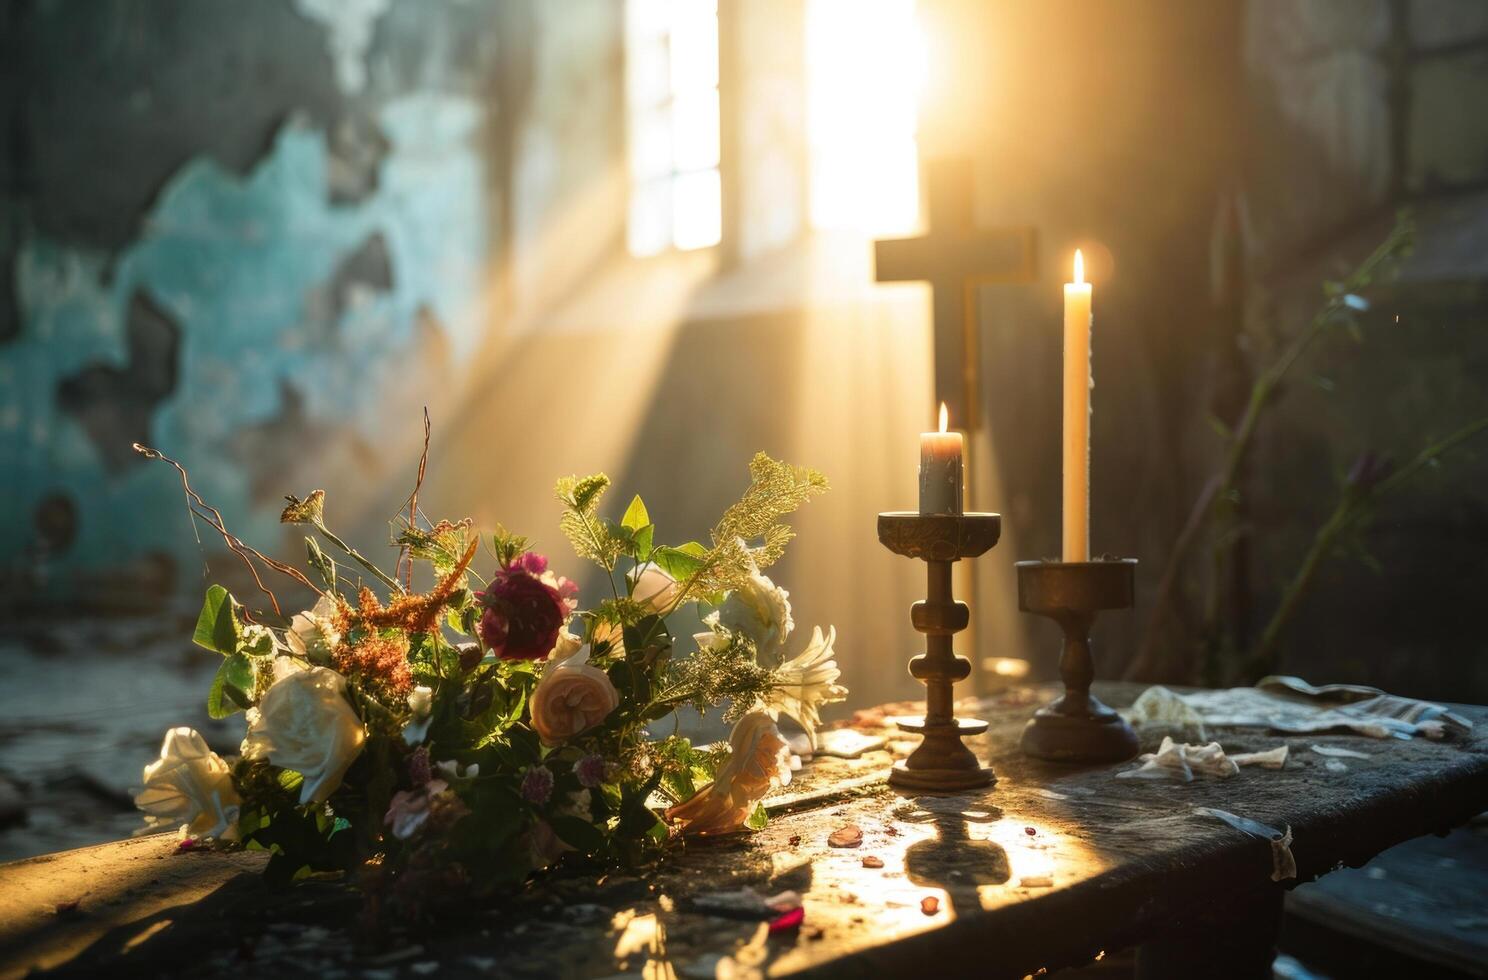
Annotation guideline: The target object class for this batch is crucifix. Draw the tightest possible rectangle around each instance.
[875,157,1037,691]
[874,157,1037,435]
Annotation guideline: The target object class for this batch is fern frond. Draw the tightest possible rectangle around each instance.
[685,453,828,594]
[555,473,626,570]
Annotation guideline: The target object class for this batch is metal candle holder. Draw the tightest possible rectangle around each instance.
[877,511,1001,791]
[1015,558,1140,763]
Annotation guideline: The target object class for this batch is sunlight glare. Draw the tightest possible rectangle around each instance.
[806,0,926,236]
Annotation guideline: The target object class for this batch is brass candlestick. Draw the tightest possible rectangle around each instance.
[878,511,1001,791]
[1016,558,1140,763]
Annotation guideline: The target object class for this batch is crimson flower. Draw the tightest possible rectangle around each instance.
[476,553,578,661]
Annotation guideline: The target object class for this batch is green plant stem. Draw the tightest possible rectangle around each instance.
[1126,216,1413,682]
[1250,415,1488,677]
[313,521,406,595]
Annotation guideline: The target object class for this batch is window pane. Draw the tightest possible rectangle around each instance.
[806,0,923,234]
[626,36,672,108]
[671,89,720,172]
[669,6,719,94]
[630,104,674,181]
[629,178,673,257]
[626,0,670,42]
[672,169,721,250]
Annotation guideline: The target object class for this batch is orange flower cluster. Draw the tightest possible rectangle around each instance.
[334,631,414,699]
[358,540,479,636]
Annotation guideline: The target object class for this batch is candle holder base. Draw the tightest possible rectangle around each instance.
[1016,558,1140,764]
[878,512,1002,794]
[889,717,997,792]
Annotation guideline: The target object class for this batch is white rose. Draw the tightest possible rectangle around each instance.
[712,560,793,664]
[665,710,791,836]
[761,626,847,749]
[244,667,365,804]
[530,647,620,745]
[284,595,340,662]
[135,728,241,839]
[631,565,680,613]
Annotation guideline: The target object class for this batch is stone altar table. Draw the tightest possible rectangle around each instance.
[2,683,1484,979]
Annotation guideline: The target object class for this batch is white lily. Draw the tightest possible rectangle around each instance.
[761,626,846,750]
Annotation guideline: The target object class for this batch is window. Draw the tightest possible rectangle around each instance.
[625,0,722,256]
[805,0,924,236]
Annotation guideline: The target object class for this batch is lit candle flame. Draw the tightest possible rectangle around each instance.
[1073,248,1085,286]
[938,402,949,433]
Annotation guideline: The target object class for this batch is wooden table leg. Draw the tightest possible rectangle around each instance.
[1134,884,1283,979]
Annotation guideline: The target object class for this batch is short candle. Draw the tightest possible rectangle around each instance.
[919,402,964,515]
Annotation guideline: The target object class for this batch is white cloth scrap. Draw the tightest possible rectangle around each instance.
[1124,686,1208,741]
[1230,744,1290,769]
[1117,737,1287,782]
[1310,744,1370,759]
[1128,677,1471,741]
[1194,807,1297,881]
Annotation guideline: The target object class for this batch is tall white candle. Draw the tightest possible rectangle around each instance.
[919,402,963,515]
[1063,250,1091,561]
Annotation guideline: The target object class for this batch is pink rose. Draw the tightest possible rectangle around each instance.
[529,648,620,745]
[384,778,449,840]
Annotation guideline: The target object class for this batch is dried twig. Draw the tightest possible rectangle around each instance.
[397,408,432,591]
[134,443,323,618]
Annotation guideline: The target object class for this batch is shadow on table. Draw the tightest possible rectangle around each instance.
[30,875,357,978]
[900,802,1011,918]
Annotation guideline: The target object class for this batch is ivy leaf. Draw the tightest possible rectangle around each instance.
[193,586,241,656]
[746,802,769,831]
[207,652,254,718]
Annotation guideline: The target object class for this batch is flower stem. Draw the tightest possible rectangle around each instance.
[313,521,406,595]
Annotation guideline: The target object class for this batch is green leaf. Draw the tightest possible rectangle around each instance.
[277,768,305,795]
[621,494,650,532]
[746,802,769,831]
[193,585,241,655]
[207,652,254,718]
[549,814,607,854]
[621,495,654,559]
[653,543,706,582]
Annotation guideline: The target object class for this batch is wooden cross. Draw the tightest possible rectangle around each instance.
[874,158,1037,434]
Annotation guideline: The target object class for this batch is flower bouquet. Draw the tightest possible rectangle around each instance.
[132,443,844,921]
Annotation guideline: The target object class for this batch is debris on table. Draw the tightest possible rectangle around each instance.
[1123,685,1208,740]
[861,855,884,868]
[1193,807,1297,881]
[1311,744,1370,760]
[815,729,888,759]
[1229,744,1289,769]
[920,896,940,916]
[827,824,863,848]
[1134,677,1474,740]
[691,887,801,919]
[1118,736,1293,781]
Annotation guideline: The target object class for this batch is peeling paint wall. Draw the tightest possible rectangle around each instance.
[0,0,502,606]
